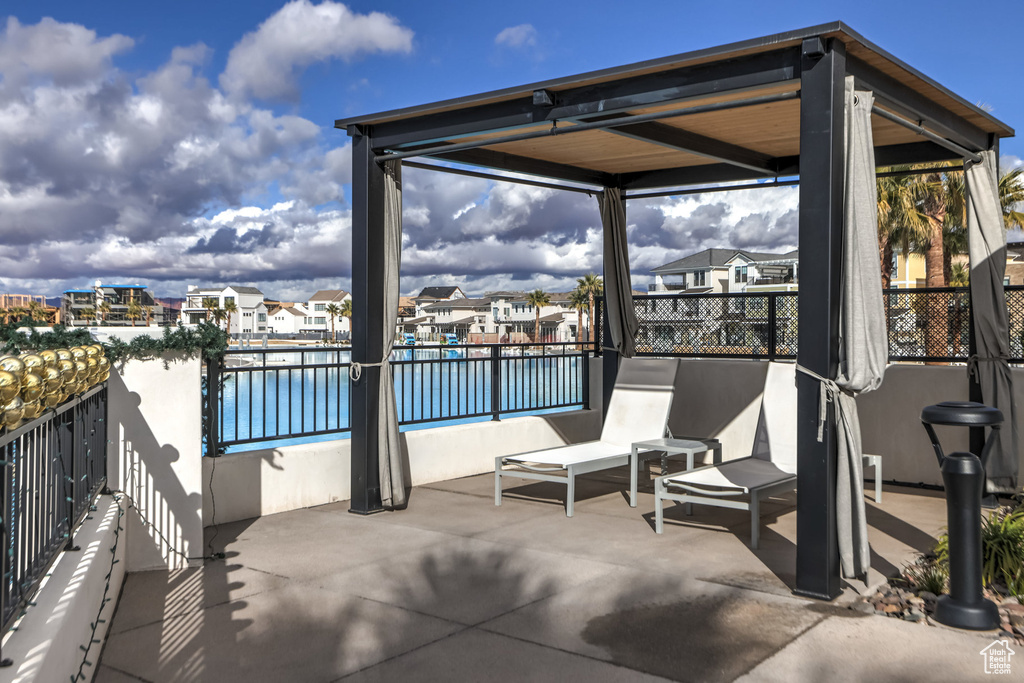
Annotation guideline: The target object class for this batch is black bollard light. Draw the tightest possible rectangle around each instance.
[921,401,1002,631]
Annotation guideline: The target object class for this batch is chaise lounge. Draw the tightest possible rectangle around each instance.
[653,361,797,548]
[495,357,679,516]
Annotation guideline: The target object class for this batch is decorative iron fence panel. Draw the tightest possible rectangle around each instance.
[0,384,108,633]
[612,286,1024,364]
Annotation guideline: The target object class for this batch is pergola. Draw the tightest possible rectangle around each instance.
[335,22,1014,600]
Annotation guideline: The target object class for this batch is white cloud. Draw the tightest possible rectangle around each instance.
[494,24,538,49]
[220,0,413,101]
[0,16,133,89]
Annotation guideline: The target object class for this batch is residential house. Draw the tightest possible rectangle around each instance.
[180,285,267,336]
[650,248,799,295]
[307,290,352,338]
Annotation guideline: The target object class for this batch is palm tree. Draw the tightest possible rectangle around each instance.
[876,168,929,289]
[8,306,26,324]
[80,307,96,325]
[525,289,551,343]
[325,302,342,340]
[26,300,45,323]
[576,273,603,347]
[569,288,589,347]
[0,307,7,324]
[126,300,143,327]
[202,297,219,322]
[340,299,353,337]
[223,300,238,336]
[97,300,111,325]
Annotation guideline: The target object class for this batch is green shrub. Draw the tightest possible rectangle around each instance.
[904,555,947,595]
[936,504,1024,596]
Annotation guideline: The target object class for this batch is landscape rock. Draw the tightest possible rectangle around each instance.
[918,591,937,601]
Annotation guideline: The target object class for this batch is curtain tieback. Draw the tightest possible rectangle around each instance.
[967,354,1009,378]
[349,360,387,382]
[795,364,842,443]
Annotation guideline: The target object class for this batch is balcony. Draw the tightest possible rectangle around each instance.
[648,283,687,292]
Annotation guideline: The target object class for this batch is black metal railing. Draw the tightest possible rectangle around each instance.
[207,342,590,453]
[1,384,108,635]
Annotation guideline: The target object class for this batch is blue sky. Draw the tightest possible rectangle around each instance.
[0,1,1021,300]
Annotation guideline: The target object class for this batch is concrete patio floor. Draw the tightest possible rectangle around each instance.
[97,468,1006,682]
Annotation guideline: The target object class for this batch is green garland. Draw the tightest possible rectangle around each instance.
[0,322,228,363]
[0,323,94,356]
[102,324,228,363]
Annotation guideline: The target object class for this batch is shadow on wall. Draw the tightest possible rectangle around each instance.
[108,361,203,570]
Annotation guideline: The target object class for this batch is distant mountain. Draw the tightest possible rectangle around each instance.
[46,297,61,307]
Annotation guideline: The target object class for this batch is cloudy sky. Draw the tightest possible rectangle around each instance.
[0,1,1021,301]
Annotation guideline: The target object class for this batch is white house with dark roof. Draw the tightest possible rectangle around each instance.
[307,289,352,337]
[651,248,799,294]
[180,285,267,336]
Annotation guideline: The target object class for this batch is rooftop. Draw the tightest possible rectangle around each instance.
[98,474,988,682]
[652,249,799,274]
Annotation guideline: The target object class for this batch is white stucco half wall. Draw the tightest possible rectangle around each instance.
[107,353,203,570]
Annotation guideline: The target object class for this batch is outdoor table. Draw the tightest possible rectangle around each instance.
[630,437,722,508]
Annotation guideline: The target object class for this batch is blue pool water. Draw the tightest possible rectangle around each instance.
[214,348,585,454]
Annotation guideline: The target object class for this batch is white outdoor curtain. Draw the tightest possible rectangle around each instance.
[378,159,406,508]
[966,150,1019,493]
[599,188,639,357]
[833,77,886,579]
[799,77,885,579]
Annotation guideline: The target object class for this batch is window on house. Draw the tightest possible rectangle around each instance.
[314,303,326,311]
[735,266,747,283]
[693,270,706,287]
[315,317,326,325]
[224,297,235,306]
[258,313,266,322]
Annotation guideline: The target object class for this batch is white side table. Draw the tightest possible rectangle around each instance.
[630,437,722,507]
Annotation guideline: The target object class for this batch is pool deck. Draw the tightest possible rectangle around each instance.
[97,470,1006,682]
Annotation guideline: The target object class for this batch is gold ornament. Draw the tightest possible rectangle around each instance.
[85,345,100,359]
[0,356,26,382]
[44,391,62,408]
[20,353,45,376]
[39,349,58,368]
[0,370,19,402]
[21,399,42,421]
[97,369,109,383]
[97,356,110,373]
[71,347,86,364]
[85,356,99,380]
[21,372,44,402]
[55,348,72,362]
[2,396,25,430]
[58,359,77,387]
[42,366,63,394]
[74,361,89,392]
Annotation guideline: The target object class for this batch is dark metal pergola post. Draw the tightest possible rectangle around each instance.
[794,37,845,600]
[348,127,384,515]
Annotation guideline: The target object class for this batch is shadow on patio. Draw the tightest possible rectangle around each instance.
[95,470,998,682]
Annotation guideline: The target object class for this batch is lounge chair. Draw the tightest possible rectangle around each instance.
[653,362,797,548]
[495,358,679,516]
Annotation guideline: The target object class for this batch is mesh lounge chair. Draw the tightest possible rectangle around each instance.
[654,362,797,548]
[495,358,679,517]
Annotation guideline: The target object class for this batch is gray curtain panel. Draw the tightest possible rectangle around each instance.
[378,160,406,508]
[598,187,639,357]
[835,77,887,579]
[966,149,1019,492]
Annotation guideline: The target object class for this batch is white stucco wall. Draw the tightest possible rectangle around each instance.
[203,408,599,526]
[107,353,203,570]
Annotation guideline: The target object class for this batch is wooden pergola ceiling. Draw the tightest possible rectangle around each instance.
[336,22,1013,191]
